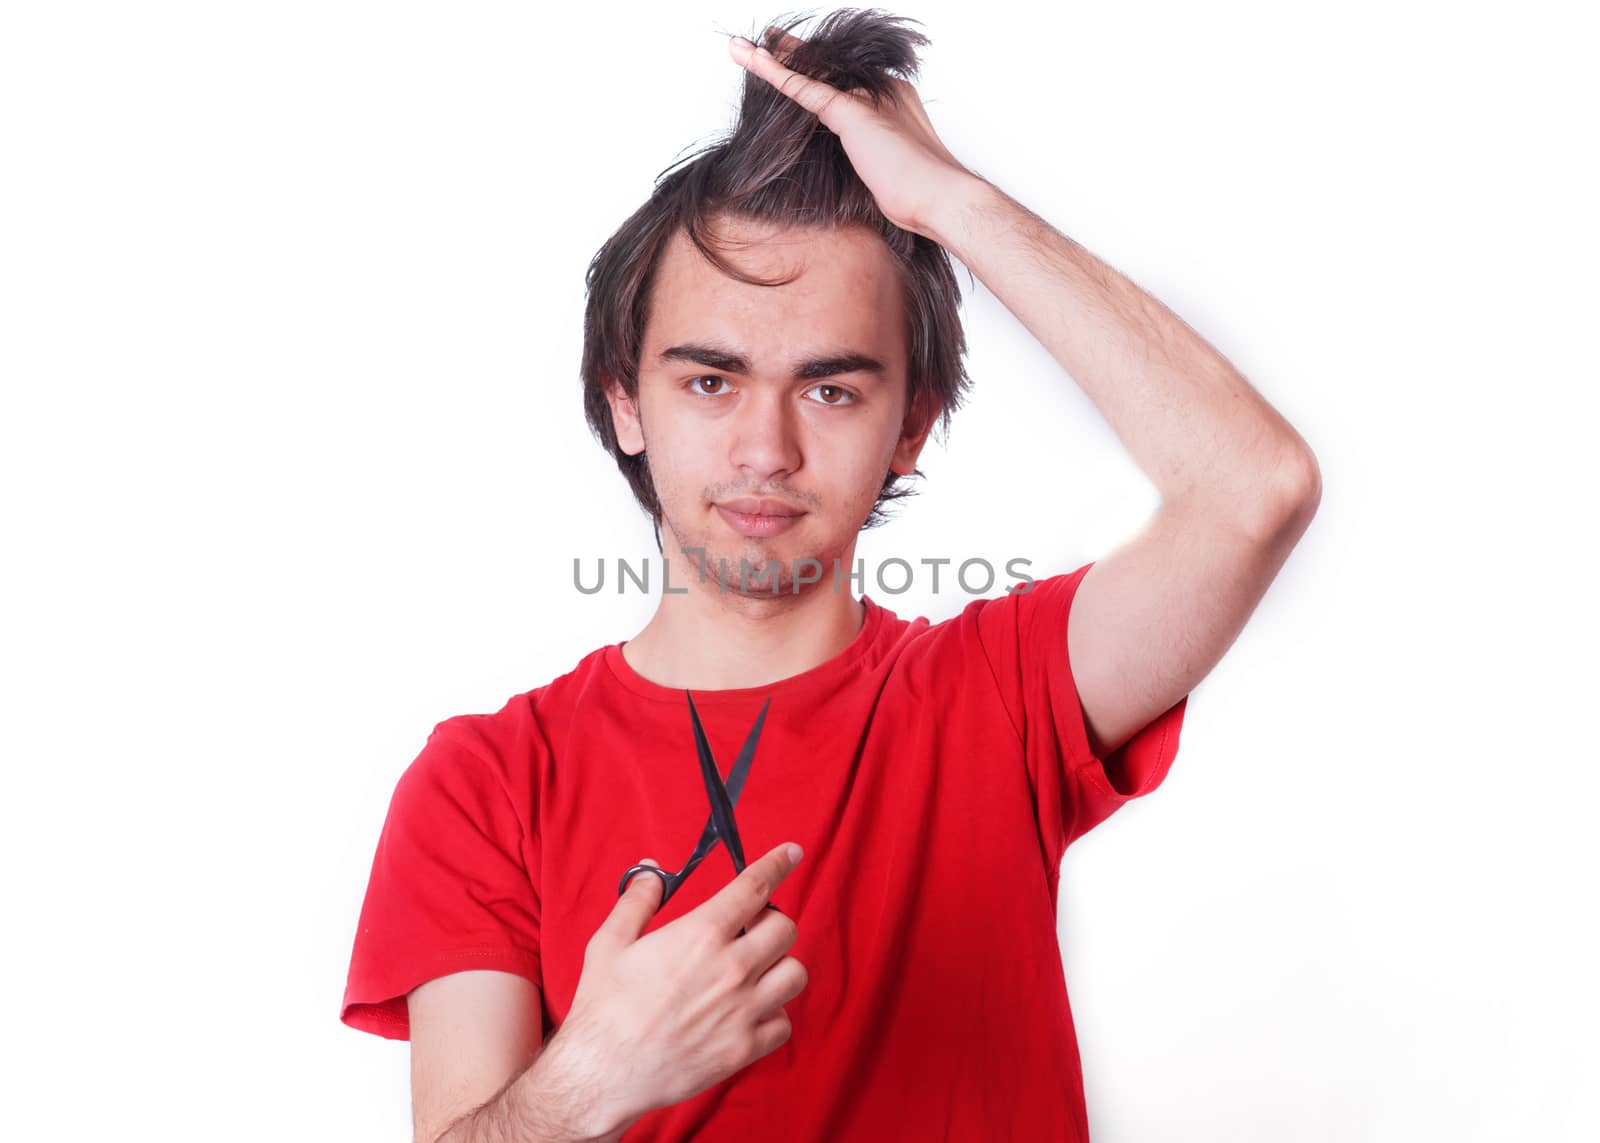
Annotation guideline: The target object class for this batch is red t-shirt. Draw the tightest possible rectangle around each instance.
[342,561,1189,1141]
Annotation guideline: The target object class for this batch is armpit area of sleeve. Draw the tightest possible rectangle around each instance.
[1035,566,1190,834]
[341,943,543,1041]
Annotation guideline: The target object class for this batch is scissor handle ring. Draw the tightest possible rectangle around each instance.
[618,863,674,899]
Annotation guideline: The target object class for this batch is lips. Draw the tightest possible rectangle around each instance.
[717,497,805,518]
[714,498,806,538]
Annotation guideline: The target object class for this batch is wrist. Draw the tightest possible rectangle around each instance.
[519,1024,637,1142]
[921,171,999,255]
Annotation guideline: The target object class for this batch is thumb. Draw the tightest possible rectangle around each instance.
[598,858,666,948]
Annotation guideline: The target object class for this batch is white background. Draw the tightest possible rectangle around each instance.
[3,1,1595,1139]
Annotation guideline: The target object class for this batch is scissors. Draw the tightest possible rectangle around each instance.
[616,691,785,935]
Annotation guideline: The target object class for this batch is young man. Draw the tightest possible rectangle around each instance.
[341,12,1320,1142]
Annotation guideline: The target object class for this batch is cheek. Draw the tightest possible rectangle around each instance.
[817,429,898,513]
[637,402,694,481]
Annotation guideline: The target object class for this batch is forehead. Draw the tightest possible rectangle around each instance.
[643,216,905,370]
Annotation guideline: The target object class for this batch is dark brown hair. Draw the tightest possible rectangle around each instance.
[580,8,974,549]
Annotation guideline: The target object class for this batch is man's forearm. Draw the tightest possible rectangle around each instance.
[925,175,1318,522]
[435,1029,635,1143]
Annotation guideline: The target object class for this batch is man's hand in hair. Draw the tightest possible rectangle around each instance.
[727,27,980,243]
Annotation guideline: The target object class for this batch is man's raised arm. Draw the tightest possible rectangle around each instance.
[926,174,1321,755]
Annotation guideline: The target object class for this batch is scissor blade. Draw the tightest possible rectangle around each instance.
[727,696,769,795]
[673,698,766,876]
[686,691,751,874]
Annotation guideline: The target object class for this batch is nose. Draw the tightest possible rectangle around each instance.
[727,388,802,482]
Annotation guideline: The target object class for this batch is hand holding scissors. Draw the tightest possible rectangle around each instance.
[556,700,806,1132]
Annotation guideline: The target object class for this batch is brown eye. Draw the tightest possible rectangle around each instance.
[807,383,855,406]
[692,376,728,395]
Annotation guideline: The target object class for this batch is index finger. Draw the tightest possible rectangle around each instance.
[727,35,847,122]
[703,841,803,939]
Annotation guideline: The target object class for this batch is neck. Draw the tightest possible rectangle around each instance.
[620,535,866,692]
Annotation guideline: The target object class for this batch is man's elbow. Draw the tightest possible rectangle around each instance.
[1248,444,1322,542]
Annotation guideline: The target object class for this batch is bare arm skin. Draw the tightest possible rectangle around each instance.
[411,972,625,1143]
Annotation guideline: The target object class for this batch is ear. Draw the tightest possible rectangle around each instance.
[603,374,646,456]
[890,389,937,476]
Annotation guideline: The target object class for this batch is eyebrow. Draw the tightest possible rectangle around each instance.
[657,341,888,383]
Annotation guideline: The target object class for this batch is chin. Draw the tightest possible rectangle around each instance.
[666,504,846,590]
[711,540,838,597]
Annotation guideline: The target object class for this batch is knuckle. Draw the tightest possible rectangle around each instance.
[745,870,777,904]
[690,918,722,959]
[717,956,749,995]
[726,1031,757,1071]
[779,74,810,104]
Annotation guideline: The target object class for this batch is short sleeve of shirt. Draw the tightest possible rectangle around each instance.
[340,725,543,1040]
[971,560,1190,868]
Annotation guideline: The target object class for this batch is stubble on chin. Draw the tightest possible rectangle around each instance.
[662,515,826,598]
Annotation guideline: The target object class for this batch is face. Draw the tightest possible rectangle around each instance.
[606,215,932,598]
